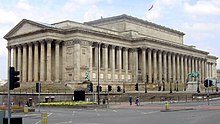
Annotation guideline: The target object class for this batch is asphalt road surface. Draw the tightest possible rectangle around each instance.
[16,100,220,124]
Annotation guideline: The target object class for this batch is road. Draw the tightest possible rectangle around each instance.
[15,99,220,124]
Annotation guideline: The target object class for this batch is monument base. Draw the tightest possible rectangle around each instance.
[186,81,200,92]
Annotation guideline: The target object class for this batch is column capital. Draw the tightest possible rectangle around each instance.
[132,48,138,52]
[55,39,62,44]
[110,45,116,49]
[102,44,109,48]
[27,42,33,46]
[158,50,162,54]
[147,48,152,52]
[7,46,12,50]
[141,47,147,51]
[39,39,45,44]
[152,49,158,52]
[73,38,81,44]
[45,38,53,43]
[116,46,122,50]
[123,47,129,51]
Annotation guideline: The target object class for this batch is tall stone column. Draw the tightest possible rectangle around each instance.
[103,44,108,81]
[74,40,81,81]
[111,45,115,82]
[180,55,184,83]
[46,39,52,82]
[34,42,39,82]
[158,51,162,83]
[210,63,213,77]
[188,57,191,74]
[12,46,17,69]
[134,48,138,83]
[195,58,198,72]
[198,59,201,82]
[124,48,128,82]
[118,47,122,81]
[17,46,22,74]
[204,60,207,78]
[172,53,176,82]
[89,42,93,81]
[184,56,188,83]
[147,49,152,83]
[176,54,180,82]
[55,41,60,82]
[142,48,146,82]
[28,43,33,82]
[95,46,98,68]
[7,46,11,71]
[62,43,67,81]
[201,59,205,82]
[192,57,194,73]
[22,44,27,82]
[163,52,167,83]
[153,50,157,83]
[168,52,171,82]
[40,41,45,82]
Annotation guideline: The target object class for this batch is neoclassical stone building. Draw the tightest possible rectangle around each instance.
[4,14,218,91]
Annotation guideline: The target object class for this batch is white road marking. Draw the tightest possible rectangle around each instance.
[142,111,159,115]
[95,109,100,117]
[112,110,118,112]
[72,111,75,116]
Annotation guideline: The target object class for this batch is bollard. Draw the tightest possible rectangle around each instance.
[43,113,47,124]
[165,101,170,110]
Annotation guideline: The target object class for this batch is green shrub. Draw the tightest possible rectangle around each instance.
[39,101,96,106]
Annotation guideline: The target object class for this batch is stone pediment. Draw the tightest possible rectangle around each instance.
[4,19,55,40]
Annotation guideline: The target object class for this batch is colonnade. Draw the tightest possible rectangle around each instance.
[8,39,62,83]
[7,39,216,85]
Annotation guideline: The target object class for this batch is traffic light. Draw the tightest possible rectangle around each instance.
[9,67,20,90]
[204,79,213,87]
[36,83,41,93]
[87,83,93,92]
[108,85,112,92]
[135,83,139,91]
[96,86,102,92]
[117,86,121,92]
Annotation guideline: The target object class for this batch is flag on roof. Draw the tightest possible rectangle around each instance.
[148,5,153,11]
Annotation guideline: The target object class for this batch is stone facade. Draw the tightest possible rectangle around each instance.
[4,14,218,91]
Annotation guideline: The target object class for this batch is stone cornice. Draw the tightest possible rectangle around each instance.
[84,14,185,36]
[133,37,209,55]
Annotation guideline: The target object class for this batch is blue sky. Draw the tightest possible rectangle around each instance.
[0,0,219,80]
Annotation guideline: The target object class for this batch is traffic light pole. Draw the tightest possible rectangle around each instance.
[7,67,11,124]
[38,82,41,112]
[207,79,210,105]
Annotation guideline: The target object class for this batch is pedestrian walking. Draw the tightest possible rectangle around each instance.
[135,96,139,106]
[129,95,132,105]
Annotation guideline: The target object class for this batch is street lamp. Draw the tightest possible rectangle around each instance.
[176,80,178,92]
[197,79,200,93]
[162,78,165,91]
[170,78,172,93]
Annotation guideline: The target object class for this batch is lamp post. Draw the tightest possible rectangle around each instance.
[176,80,178,92]
[170,78,172,93]
[94,42,100,105]
[123,81,125,93]
[162,78,165,91]
[197,78,200,93]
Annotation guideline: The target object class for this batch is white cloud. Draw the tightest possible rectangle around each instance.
[16,0,32,10]
[83,5,103,22]
[63,0,103,12]
[145,0,186,21]
[184,0,220,16]
[0,9,19,25]
[0,30,8,56]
